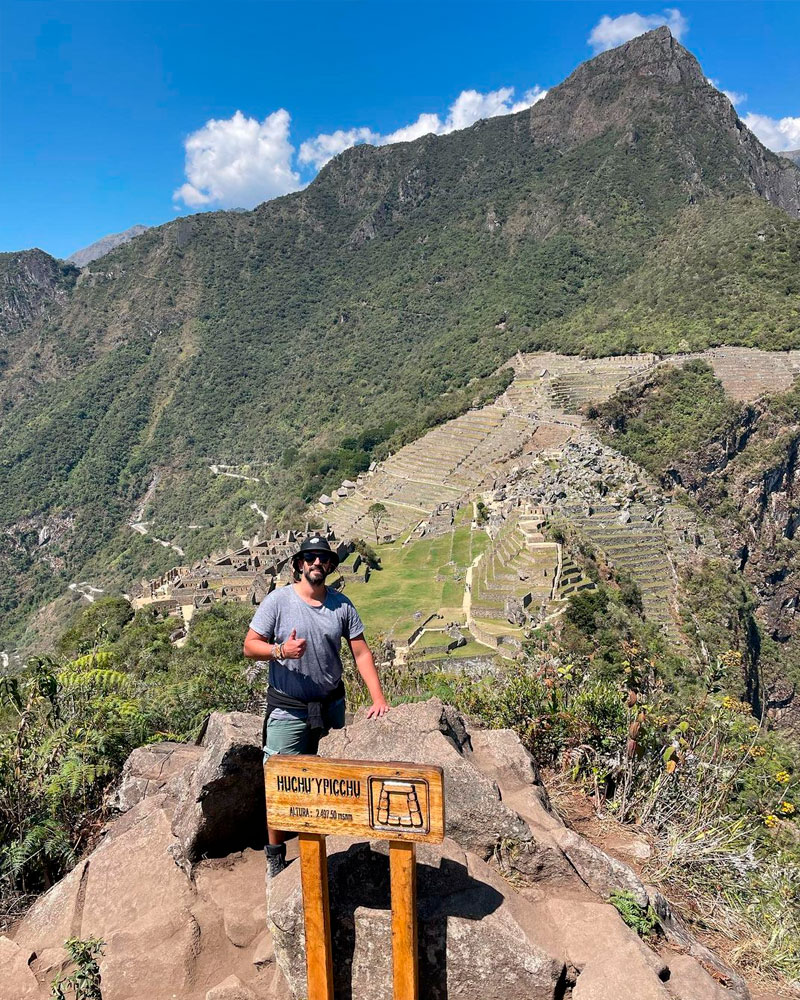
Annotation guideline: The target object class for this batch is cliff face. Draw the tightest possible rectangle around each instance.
[0,249,77,338]
[661,400,799,646]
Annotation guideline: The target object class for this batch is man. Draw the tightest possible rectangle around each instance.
[243,534,389,877]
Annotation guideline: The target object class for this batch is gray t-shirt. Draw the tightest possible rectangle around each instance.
[249,585,364,708]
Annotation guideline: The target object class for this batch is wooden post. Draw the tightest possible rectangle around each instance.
[298,833,334,1000]
[389,840,418,1000]
[265,757,443,1000]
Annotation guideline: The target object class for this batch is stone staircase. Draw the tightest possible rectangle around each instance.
[470,510,559,622]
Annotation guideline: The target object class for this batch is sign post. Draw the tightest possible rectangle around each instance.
[265,756,445,1000]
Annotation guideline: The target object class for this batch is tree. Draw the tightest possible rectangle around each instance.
[367,503,387,544]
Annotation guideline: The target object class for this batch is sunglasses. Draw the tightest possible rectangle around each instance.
[300,552,332,564]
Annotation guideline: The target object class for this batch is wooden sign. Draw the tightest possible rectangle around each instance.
[265,756,445,843]
[265,756,446,1000]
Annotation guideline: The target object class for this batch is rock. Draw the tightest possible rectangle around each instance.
[320,700,533,860]
[268,836,565,1000]
[0,936,40,999]
[603,831,652,861]
[28,945,69,982]
[111,741,203,813]
[251,931,275,968]
[505,595,527,625]
[523,898,667,978]
[206,974,257,1000]
[172,712,265,862]
[551,828,649,907]
[649,890,750,1000]
[572,939,671,999]
[666,954,729,999]
[15,798,200,1000]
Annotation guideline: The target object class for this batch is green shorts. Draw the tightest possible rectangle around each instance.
[263,698,346,760]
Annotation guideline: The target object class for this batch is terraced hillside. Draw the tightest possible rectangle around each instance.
[316,347,799,650]
[321,353,669,541]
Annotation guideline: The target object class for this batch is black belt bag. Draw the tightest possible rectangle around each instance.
[261,680,346,747]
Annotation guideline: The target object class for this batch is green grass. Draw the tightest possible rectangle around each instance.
[350,524,487,641]
[415,630,455,648]
[419,639,495,661]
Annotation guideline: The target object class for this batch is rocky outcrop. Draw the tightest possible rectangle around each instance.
[5,713,285,1000]
[528,27,800,219]
[6,705,750,1000]
[270,700,749,1000]
[0,249,77,337]
[269,837,565,1000]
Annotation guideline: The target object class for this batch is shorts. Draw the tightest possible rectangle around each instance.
[262,697,346,761]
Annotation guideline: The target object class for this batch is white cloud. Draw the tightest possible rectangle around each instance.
[174,84,550,205]
[742,113,800,152]
[298,126,379,171]
[382,112,443,146]
[299,85,548,171]
[588,8,688,53]
[174,109,300,209]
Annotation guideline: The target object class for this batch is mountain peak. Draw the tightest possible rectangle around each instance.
[67,224,149,267]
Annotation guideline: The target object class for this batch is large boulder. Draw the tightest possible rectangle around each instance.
[9,713,285,1000]
[268,836,566,1000]
[171,712,266,862]
[320,700,538,860]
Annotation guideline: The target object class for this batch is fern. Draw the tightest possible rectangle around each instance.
[2,819,75,879]
[59,668,131,694]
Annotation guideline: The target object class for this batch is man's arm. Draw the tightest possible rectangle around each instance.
[347,635,389,719]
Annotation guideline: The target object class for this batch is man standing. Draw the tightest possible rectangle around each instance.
[243,534,389,877]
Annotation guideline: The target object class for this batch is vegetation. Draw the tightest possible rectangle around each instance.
[608,891,659,938]
[367,503,387,544]
[51,937,105,1000]
[593,359,744,481]
[0,600,257,913]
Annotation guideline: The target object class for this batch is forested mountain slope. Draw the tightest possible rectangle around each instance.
[1,26,799,642]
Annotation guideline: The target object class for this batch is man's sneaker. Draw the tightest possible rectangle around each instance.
[265,843,287,879]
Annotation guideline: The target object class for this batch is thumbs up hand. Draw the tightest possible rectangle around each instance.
[282,628,307,659]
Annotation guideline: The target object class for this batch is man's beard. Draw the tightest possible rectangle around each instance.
[303,566,327,586]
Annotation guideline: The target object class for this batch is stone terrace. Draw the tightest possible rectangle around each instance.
[699,346,800,402]
[322,354,667,543]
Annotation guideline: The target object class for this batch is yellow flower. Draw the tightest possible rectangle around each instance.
[764,814,779,828]
[779,801,795,816]
[775,770,791,784]
[748,723,760,734]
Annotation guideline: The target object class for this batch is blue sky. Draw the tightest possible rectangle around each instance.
[2,1,799,259]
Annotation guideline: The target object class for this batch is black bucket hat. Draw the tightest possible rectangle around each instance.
[293,534,340,569]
